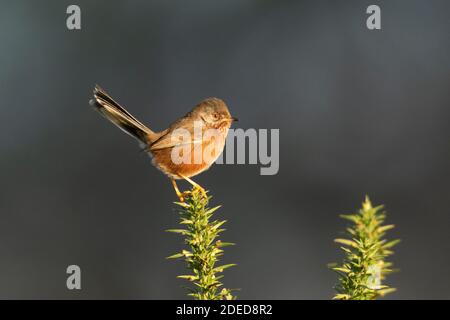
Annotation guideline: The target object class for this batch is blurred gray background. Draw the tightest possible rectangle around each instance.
[0,0,449,299]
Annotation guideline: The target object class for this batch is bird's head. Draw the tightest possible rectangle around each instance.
[195,97,238,129]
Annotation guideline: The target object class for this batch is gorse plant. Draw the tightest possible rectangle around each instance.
[167,188,236,300]
[332,196,399,300]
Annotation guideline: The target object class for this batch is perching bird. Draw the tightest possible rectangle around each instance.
[90,85,237,201]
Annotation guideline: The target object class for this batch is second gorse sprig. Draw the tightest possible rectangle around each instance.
[332,196,400,300]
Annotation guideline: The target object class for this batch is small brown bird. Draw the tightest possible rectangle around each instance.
[90,85,237,201]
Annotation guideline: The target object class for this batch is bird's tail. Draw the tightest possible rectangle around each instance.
[90,85,156,145]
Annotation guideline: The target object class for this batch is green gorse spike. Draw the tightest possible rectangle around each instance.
[167,188,236,300]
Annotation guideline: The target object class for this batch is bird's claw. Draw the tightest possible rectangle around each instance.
[193,185,208,199]
[176,190,192,202]
[171,177,208,202]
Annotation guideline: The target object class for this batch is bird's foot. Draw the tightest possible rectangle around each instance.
[172,178,191,202]
[177,190,193,202]
[192,185,208,199]
[177,175,209,200]
[176,188,207,202]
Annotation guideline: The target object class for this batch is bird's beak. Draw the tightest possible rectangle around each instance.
[231,116,238,122]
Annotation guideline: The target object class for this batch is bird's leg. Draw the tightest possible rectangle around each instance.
[179,175,208,199]
[171,178,191,202]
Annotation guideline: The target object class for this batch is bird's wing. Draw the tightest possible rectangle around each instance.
[148,120,202,151]
[148,134,202,151]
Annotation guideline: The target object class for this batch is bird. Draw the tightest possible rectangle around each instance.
[90,85,237,201]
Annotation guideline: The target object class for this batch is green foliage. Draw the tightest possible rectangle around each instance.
[331,196,399,300]
[167,188,236,300]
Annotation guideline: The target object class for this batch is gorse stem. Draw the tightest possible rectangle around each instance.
[332,196,400,300]
[167,188,236,300]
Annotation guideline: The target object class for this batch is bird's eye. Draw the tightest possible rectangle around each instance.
[213,113,220,120]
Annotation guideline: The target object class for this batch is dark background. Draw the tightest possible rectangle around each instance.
[1,0,449,299]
